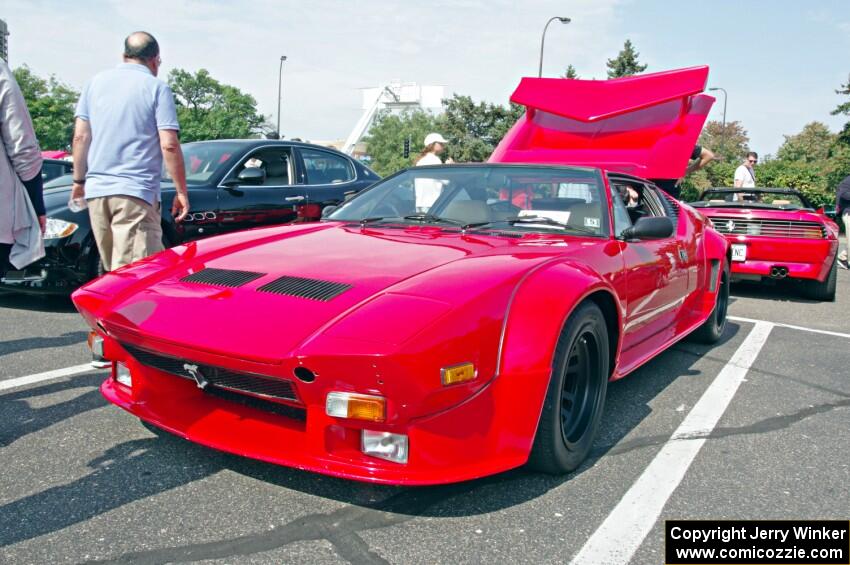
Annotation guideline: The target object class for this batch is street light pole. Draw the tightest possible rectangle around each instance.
[708,87,727,128]
[538,16,571,78]
[276,55,287,138]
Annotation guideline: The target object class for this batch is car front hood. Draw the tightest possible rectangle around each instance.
[96,223,557,362]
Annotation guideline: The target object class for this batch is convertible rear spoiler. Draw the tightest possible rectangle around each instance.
[489,66,715,179]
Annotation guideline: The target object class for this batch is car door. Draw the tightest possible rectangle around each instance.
[294,147,363,217]
[215,146,307,234]
[609,177,689,362]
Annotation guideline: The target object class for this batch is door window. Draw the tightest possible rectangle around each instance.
[301,149,354,185]
[230,148,293,187]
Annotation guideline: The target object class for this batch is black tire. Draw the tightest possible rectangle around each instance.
[802,257,837,302]
[528,301,609,474]
[691,260,730,344]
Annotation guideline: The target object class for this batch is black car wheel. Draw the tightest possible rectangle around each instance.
[803,257,837,302]
[528,301,609,474]
[691,260,730,344]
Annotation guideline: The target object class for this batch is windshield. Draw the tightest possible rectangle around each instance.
[163,141,243,185]
[328,165,608,236]
[694,190,809,209]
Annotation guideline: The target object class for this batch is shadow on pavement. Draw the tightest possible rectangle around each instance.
[0,372,105,448]
[729,280,818,304]
[0,331,88,358]
[0,291,77,313]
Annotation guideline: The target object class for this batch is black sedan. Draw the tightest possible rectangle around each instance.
[2,139,380,294]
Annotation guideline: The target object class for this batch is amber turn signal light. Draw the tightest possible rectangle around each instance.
[326,392,386,422]
[441,362,477,386]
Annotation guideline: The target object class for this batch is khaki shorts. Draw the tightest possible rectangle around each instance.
[88,195,164,272]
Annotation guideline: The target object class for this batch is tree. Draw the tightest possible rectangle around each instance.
[563,65,579,79]
[363,109,438,176]
[606,40,647,78]
[438,95,524,163]
[13,65,79,151]
[776,121,836,162]
[167,68,266,142]
[698,120,751,164]
[832,74,850,145]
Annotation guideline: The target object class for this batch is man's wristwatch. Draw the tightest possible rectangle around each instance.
[73,179,86,184]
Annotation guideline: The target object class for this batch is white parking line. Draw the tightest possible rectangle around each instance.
[569,321,774,565]
[729,315,850,340]
[0,364,101,392]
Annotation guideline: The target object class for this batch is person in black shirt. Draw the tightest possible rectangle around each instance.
[651,144,715,200]
[836,174,850,269]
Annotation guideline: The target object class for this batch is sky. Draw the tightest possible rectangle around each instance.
[4,0,849,154]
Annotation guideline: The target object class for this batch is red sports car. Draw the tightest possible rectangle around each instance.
[690,187,840,301]
[73,67,730,485]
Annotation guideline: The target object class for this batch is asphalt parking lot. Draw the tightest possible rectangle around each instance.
[1,272,848,565]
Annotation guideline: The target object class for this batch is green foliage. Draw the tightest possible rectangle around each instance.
[776,121,836,162]
[167,68,266,142]
[832,74,850,145]
[362,109,438,176]
[438,95,524,163]
[680,161,738,201]
[698,120,751,163]
[606,40,647,78]
[563,65,579,79]
[363,95,524,176]
[13,65,79,150]
[754,159,834,207]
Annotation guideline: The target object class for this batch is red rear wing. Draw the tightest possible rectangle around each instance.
[489,66,715,179]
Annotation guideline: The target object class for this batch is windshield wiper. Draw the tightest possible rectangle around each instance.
[359,216,392,225]
[402,213,465,226]
[465,216,599,236]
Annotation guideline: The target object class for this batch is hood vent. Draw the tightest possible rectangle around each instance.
[181,268,266,288]
[257,275,351,301]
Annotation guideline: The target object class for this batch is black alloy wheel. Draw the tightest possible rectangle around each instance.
[560,331,604,449]
[529,301,609,474]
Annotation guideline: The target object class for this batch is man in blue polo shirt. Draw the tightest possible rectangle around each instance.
[71,31,189,272]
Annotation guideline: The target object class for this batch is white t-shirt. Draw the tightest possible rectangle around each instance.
[415,153,442,166]
[414,152,444,210]
[734,165,756,188]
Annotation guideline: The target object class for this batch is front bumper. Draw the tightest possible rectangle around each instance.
[99,343,539,486]
[0,244,90,295]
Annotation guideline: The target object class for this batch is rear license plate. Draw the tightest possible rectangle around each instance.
[731,244,747,262]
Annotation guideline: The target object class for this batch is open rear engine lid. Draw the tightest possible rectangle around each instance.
[489,66,715,180]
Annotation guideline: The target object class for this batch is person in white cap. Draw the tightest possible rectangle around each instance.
[415,132,449,166]
[413,132,450,211]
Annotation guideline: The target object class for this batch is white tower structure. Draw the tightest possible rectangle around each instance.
[342,81,444,155]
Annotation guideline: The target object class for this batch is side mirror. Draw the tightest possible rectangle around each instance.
[321,205,339,219]
[621,216,674,240]
[820,207,837,221]
[236,167,266,185]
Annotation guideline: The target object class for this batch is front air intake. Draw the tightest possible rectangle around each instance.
[257,275,351,301]
[180,268,266,288]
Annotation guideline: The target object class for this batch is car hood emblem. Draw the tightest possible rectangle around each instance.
[183,363,209,389]
[725,220,735,232]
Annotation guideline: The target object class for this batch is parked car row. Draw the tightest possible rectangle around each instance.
[2,140,380,293]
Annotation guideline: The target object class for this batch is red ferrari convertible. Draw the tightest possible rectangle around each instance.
[73,67,730,485]
[690,187,840,301]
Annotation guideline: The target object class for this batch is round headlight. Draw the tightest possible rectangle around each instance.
[44,218,79,240]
